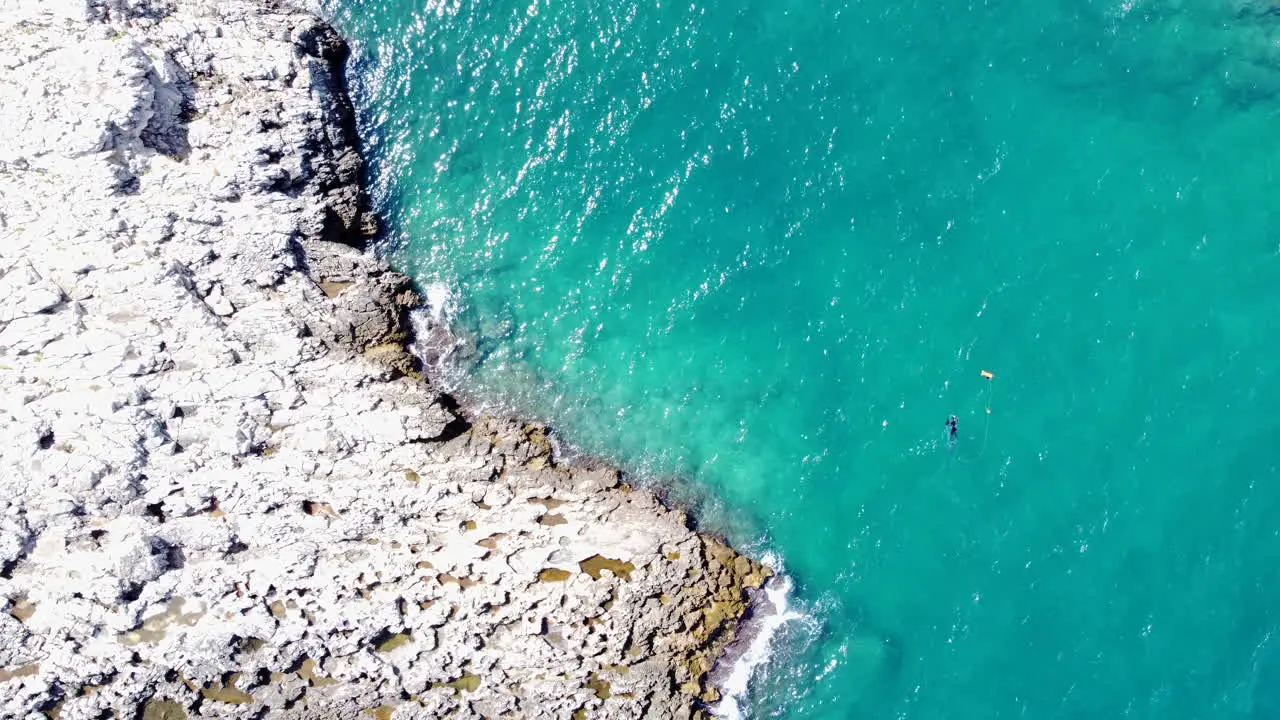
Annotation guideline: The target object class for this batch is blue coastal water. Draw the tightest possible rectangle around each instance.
[322,1,1280,717]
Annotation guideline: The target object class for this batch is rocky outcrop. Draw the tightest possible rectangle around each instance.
[0,1,766,718]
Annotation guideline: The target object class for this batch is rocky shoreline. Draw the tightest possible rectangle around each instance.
[0,1,767,718]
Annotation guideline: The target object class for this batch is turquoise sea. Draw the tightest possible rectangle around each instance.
[321,1,1280,717]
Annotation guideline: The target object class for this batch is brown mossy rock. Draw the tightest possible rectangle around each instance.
[664,535,774,699]
[579,555,636,582]
[142,699,187,720]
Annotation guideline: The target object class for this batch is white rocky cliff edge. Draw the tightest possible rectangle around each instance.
[0,1,770,717]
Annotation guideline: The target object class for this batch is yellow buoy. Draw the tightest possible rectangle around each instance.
[980,370,994,379]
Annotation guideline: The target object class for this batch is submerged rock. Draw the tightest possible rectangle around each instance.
[0,0,766,717]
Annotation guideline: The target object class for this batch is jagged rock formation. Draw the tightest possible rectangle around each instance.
[0,1,767,717]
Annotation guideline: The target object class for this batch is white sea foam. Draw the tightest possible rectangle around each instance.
[424,280,456,324]
[711,551,804,720]
[408,281,468,380]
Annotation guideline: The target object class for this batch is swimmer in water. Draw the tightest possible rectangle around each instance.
[946,415,959,452]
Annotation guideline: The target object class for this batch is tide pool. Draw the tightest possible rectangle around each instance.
[320,0,1280,717]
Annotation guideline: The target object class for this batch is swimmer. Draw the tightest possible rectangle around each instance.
[946,415,958,452]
